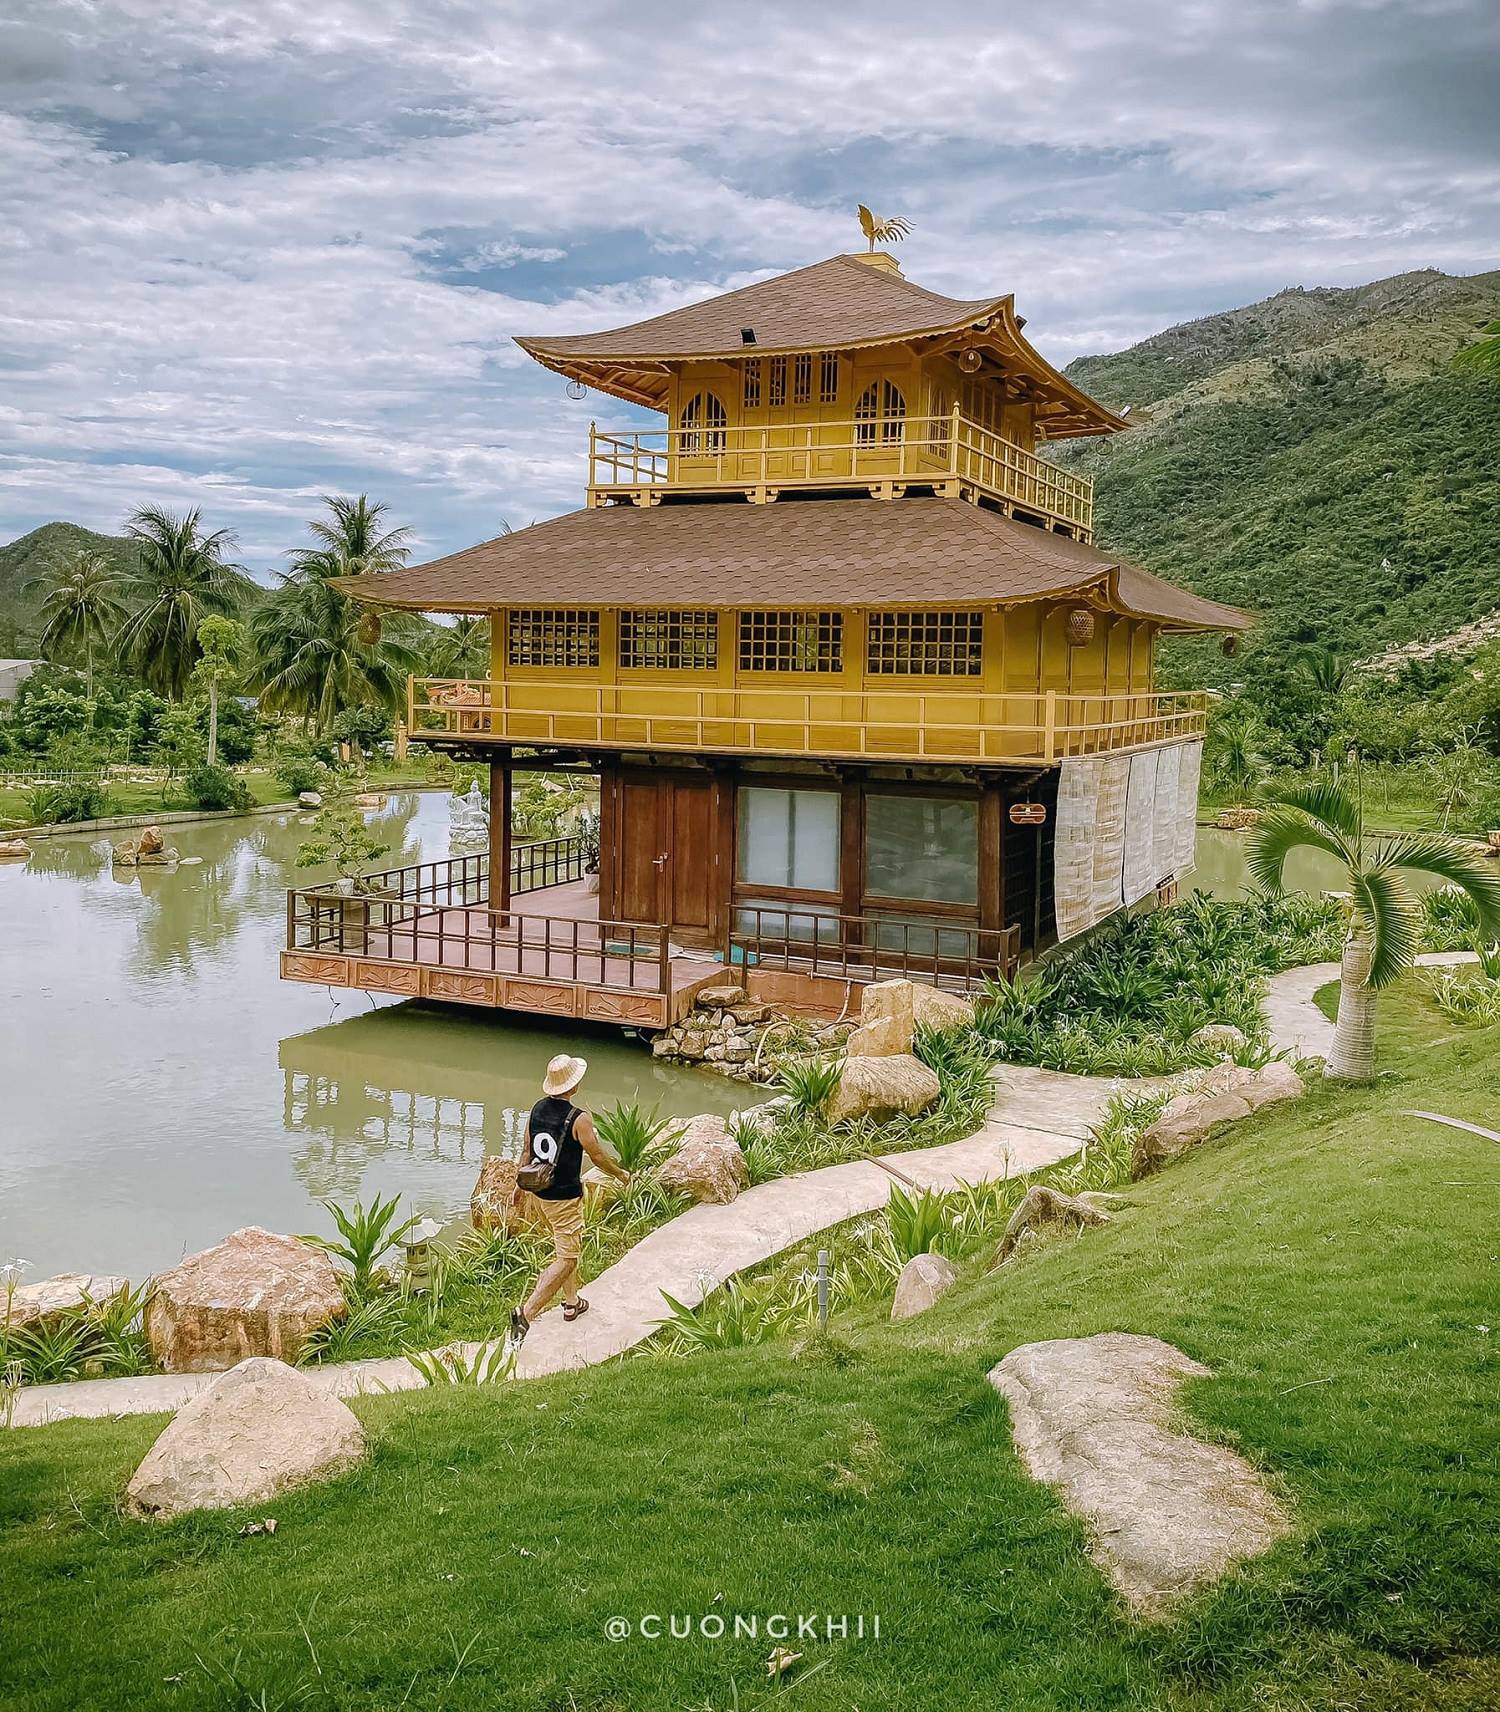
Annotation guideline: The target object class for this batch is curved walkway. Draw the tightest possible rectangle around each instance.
[11,1065,1108,1427]
[1263,950,1478,1058]
[19,954,1477,1428]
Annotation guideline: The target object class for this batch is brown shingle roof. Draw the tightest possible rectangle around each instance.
[341,498,1251,633]
[518,256,1004,364]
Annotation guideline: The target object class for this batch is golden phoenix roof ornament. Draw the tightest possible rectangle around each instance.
[857,204,912,251]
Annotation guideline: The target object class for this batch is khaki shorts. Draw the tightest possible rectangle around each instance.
[539,1195,583,1262]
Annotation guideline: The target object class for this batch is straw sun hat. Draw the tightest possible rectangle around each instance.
[542,1054,588,1096]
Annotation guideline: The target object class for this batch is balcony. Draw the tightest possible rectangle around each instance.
[587,410,1095,541]
[410,678,1208,765]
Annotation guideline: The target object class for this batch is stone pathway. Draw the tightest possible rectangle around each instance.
[1263,951,1478,1059]
[12,1065,1107,1427]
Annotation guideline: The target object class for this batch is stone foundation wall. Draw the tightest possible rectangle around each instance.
[651,983,856,1083]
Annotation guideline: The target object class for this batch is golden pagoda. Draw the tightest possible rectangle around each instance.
[282,231,1249,1029]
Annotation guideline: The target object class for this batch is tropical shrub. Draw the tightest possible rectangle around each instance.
[181,761,252,812]
[23,778,115,824]
[300,1193,420,1292]
[883,1184,950,1261]
[776,1055,844,1116]
[0,1278,154,1388]
[655,1277,802,1352]
[594,1099,673,1172]
[274,751,331,796]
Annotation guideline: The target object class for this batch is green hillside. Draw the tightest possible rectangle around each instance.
[0,521,265,658]
[1056,268,1500,691]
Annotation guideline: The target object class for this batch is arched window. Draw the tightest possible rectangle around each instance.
[855,380,905,446]
[679,390,727,454]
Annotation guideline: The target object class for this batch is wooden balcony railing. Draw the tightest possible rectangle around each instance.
[588,410,1094,539]
[731,905,1021,991]
[411,679,1208,765]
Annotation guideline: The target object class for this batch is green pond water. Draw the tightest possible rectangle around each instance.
[0,807,1374,1283]
[0,793,743,1281]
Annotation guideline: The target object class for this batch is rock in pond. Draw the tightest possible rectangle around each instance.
[826,1053,940,1123]
[0,838,30,860]
[847,977,976,1058]
[145,1227,346,1372]
[988,1333,1288,1616]
[298,790,322,807]
[656,1114,748,1204]
[6,1271,129,1332]
[126,1357,366,1519]
[890,1252,957,1320]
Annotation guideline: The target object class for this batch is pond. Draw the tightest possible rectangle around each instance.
[0,792,743,1281]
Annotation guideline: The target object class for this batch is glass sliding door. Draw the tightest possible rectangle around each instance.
[863,792,980,969]
[734,785,841,943]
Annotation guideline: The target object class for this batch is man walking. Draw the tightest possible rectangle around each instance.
[510,1054,630,1345]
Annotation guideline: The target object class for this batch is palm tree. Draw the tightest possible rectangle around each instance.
[1296,644,1351,698]
[1249,780,1500,1080]
[119,507,243,699]
[247,495,419,731]
[29,548,131,702]
[424,615,490,680]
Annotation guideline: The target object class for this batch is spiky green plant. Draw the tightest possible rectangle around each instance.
[776,1055,844,1117]
[408,1341,514,1386]
[882,1184,951,1262]
[1250,780,1500,1079]
[594,1099,672,1172]
[300,1193,420,1292]
[655,1278,798,1352]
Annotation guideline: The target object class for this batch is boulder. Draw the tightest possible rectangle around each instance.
[5,1271,129,1332]
[695,982,746,1009]
[126,1357,366,1519]
[352,792,387,808]
[136,846,180,865]
[469,1156,549,1234]
[1200,1059,1305,1112]
[1188,1023,1249,1055]
[890,1252,957,1321]
[732,1095,792,1136]
[145,1227,346,1373]
[675,1031,708,1063]
[988,1334,1288,1615]
[0,838,30,860]
[990,1186,1111,1267]
[298,791,322,807]
[826,1054,940,1124]
[1132,1089,1252,1177]
[112,838,139,866]
[136,825,165,856]
[847,978,976,1057]
[656,1115,748,1204]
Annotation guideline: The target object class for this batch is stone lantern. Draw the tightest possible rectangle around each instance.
[400,1218,443,1292]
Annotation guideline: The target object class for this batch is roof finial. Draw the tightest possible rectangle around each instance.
[857,204,911,252]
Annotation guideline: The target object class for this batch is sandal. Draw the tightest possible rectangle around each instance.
[562,1298,590,1323]
[509,1307,530,1345]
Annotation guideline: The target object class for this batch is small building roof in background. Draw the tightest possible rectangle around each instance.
[336,500,1251,633]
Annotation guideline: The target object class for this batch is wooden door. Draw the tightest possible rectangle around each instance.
[615,770,720,948]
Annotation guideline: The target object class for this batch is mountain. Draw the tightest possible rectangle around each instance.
[1055,268,1500,691]
[0,521,265,658]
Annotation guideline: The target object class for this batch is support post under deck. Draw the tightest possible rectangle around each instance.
[489,752,512,912]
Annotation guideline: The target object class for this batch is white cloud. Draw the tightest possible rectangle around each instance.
[1,0,1497,565]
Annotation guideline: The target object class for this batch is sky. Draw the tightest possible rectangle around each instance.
[2,0,1498,576]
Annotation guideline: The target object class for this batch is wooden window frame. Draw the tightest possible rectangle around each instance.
[792,352,813,406]
[866,609,984,677]
[680,390,728,453]
[505,608,600,670]
[737,609,844,675]
[818,353,840,404]
[618,609,719,673]
[767,356,787,409]
[855,379,906,446]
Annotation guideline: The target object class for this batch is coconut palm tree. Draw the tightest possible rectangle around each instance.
[246,495,419,731]
[118,507,243,699]
[1296,644,1351,699]
[1249,780,1500,1080]
[29,548,131,702]
[424,614,490,680]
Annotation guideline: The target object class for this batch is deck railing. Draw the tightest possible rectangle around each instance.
[285,844,670,995]
[411,680,1208,765]
[588,410,1094,537]
[730,906,1021,991]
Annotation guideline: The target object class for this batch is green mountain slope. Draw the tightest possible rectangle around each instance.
[1057,268,1500,690]
[0,520,265,658]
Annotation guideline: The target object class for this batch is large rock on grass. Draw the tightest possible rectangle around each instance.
[989,1333,1288,1615]
[826,1053,940,1124]
[5,1271,129,1332]
[469,1156,549,1234]
[126,1357,366,1519]
[1133,1061,1305,1178]
[847,978,976,1057]
[145,1227,346,1373]
[656,1114,748,1204]
[891,1252,957,1320]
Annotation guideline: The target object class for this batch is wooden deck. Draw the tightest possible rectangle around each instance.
[282,876,724,1029]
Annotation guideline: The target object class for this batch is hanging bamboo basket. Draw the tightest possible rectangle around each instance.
[1065,606,1096,646]
[1221,633,1241,658]
[357,610,383,646]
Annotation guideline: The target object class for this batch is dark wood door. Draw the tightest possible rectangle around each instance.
[614,770,719,948]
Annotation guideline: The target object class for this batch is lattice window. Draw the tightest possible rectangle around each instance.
[506,608,600,668]
[793,352,813,406]
[867,610,984,676]
[680,390,727,453]
[738,610,843,674]
[855,379,906,445]
[930,386,951,453]
[768,356,787,409]
[619,609,718,671]
[741,360,761,412]
[818,353,840,404]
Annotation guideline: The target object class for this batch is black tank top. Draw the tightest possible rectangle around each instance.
[526,1096,585,1201]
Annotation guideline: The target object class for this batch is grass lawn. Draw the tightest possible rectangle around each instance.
[0,762,442,829]
[3,1018,1496,1709]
